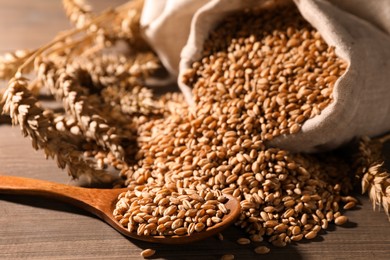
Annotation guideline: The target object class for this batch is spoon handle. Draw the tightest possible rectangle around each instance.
[0,175,98,212]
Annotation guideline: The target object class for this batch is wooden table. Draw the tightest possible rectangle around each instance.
[0,1,389,259]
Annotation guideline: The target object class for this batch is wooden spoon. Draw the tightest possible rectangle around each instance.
[0,175,241,244]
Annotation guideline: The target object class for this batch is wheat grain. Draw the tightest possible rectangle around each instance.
[334,215,348,226]
[236,237,251,245]
[140,248,155,258]
[254,246,270,254]
[221,254,235,260]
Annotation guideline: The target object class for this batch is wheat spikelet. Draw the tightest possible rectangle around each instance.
[62,0,93,29]
[62,0,146,48]
[115,0,147,49]
[36,59,127,160]
[0,50,32,80]
[0,89,7,124]
[354,136,390,220]
[62,0,112,46]
[1,76,115,183]
[72,52,160,88]
[363,163,390,218]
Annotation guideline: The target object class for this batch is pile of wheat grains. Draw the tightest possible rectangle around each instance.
[113,5,355,255]
[114,187,230,236]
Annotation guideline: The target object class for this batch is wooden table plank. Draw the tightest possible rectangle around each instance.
[0,1,389,259]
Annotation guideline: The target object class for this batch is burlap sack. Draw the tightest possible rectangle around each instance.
[141,0,390,152]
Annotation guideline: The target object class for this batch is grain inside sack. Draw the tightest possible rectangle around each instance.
[144,0,390,152]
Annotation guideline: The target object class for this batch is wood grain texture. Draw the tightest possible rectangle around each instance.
[0,1,389,259]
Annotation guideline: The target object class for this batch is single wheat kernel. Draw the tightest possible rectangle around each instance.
[250,234,263,242]
[312,225,322,233]
[342,196,359,203]
[335,215,348,225]
[254,246,271,254]
[237,237,251,245]
[343,201,356,210]
[221,254,235,260]
[140,248,155,258]
[326,211,334,221]
[174,227,188,236]
[291,234,304,241]
[292,226,301,236]
[321,219,329,229]
[272,239,287,247]
[305,230,317,240]
[194,222,206,232]
[289,123,301,134]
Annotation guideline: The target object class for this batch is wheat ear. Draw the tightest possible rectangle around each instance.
[1,76,115,183]
[354,136,390,220]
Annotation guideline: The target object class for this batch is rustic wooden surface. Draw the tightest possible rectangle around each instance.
[0,1,389,259]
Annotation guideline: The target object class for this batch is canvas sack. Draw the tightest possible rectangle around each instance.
[141,0,390,152]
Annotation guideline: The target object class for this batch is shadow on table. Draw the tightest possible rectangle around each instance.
[129,226,305,260]
[0,193,93,217]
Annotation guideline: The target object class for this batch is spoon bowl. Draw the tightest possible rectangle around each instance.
[0,175,241,244]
